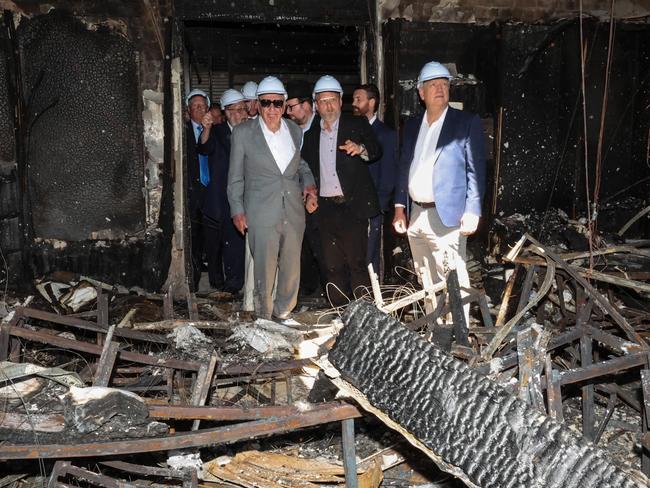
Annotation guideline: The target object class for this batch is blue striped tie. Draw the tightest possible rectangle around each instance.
[196,125,210,187]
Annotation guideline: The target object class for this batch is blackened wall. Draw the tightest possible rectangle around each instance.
[385,19,650,221]
[0,20,23,288]
[498,21,650,217]
[18,10,145,241]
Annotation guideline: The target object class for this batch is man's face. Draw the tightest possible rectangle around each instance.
[285,97,312,125]
[209,107,223,125]
[418,78,450,112]
[188,95,208,124]
[352,89,373,118]
[315,91,342,123]
[224,102,248,127]
[258,94,285,127]
[245,99,258,117]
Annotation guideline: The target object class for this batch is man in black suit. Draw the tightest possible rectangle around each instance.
[197,88,248,293]
[352,83,397,279]
[301,75,381,306]
[186,89,221,290]
[285,80,324,297]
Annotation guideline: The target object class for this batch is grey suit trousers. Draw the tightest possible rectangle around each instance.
[248,217,304,319]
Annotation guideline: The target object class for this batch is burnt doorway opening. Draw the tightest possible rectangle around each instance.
[180,21,364,290]
[183,22,362,107]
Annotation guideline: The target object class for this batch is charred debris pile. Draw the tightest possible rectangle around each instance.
[0,214,648,487]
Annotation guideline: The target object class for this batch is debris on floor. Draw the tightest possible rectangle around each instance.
[0,221,648,487]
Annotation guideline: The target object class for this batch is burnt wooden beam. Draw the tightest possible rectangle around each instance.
[580,332,595,440]
[446,270,469,347]
[558,352,649,386]
[517,325,550,413]
[593,392,617,445]
[515,264,537,313]
[0,403,362,459]
[327,301,646,487]
[481,258,555,361]
[523,235,649,349]
[494,265,519,327]
[18,306,169,344]
[7,323,202,371]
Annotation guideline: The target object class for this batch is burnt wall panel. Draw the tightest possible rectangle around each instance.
[578,23,650,206]
[497,24,570,215]
[18,10,144,241]
[31,233,166,290]
[387,21,495,119]
[175,0,370,25]
[0,23,14,164]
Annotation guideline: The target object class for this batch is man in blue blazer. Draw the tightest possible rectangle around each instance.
[393,61,486,322]
[352,84,397,279]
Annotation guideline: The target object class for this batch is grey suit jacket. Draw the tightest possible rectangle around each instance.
[227,118,315,230]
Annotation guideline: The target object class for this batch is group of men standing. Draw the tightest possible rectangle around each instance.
[185,60,486,324]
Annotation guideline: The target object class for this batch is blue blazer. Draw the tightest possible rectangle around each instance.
[369,119,397,212]
[395,107,486,227]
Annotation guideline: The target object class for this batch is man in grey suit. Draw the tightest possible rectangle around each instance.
[228,76,317,322]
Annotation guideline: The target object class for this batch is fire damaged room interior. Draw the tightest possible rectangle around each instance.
[0,0,649,486]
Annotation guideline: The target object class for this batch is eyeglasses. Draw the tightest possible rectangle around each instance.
[225,107,247,113]
[316,96,339,106]
[286,99,307,112]
[259,99,284,109]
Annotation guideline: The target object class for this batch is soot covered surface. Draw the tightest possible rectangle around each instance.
[18,10,144,240]
[0,28,13,165]
[329,301,646,488]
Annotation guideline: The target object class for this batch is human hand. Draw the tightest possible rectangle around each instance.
[338,139,365,157]
[305,194,318,213]
[201,112,214,129]
[233,213,248,235]
[303,185,317,200]
[460,213,479,236]
[392,207,407,234]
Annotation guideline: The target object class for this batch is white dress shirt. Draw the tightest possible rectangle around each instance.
[408,107,448,203]
[259,118,295,174]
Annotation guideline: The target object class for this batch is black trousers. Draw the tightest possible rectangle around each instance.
[190,210,222,290]
[300,210,326,295]
[317,198,370,307]
[221,215,245,292]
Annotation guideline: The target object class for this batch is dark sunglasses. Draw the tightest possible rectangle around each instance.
[259,99,284,108]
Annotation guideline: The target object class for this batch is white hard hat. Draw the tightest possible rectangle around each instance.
[220,89,245,110]
[185,88,210,107]
[241,81,258,100]
[312,75,343,99]
[417,61,452,87]
[256,76,287,99]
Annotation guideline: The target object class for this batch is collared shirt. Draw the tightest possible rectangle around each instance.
[408,107,448,203]
[319,117,344,197]
[191,120,202,142]
[259,118,295,174]
[368,114,377,126]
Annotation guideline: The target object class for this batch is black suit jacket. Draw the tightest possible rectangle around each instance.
[369,119,397,211]
[301,114,381,220]
[189,122,230,222]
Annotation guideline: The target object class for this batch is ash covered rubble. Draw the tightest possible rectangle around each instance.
[0,213,649,487]
[0,275,406,486]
